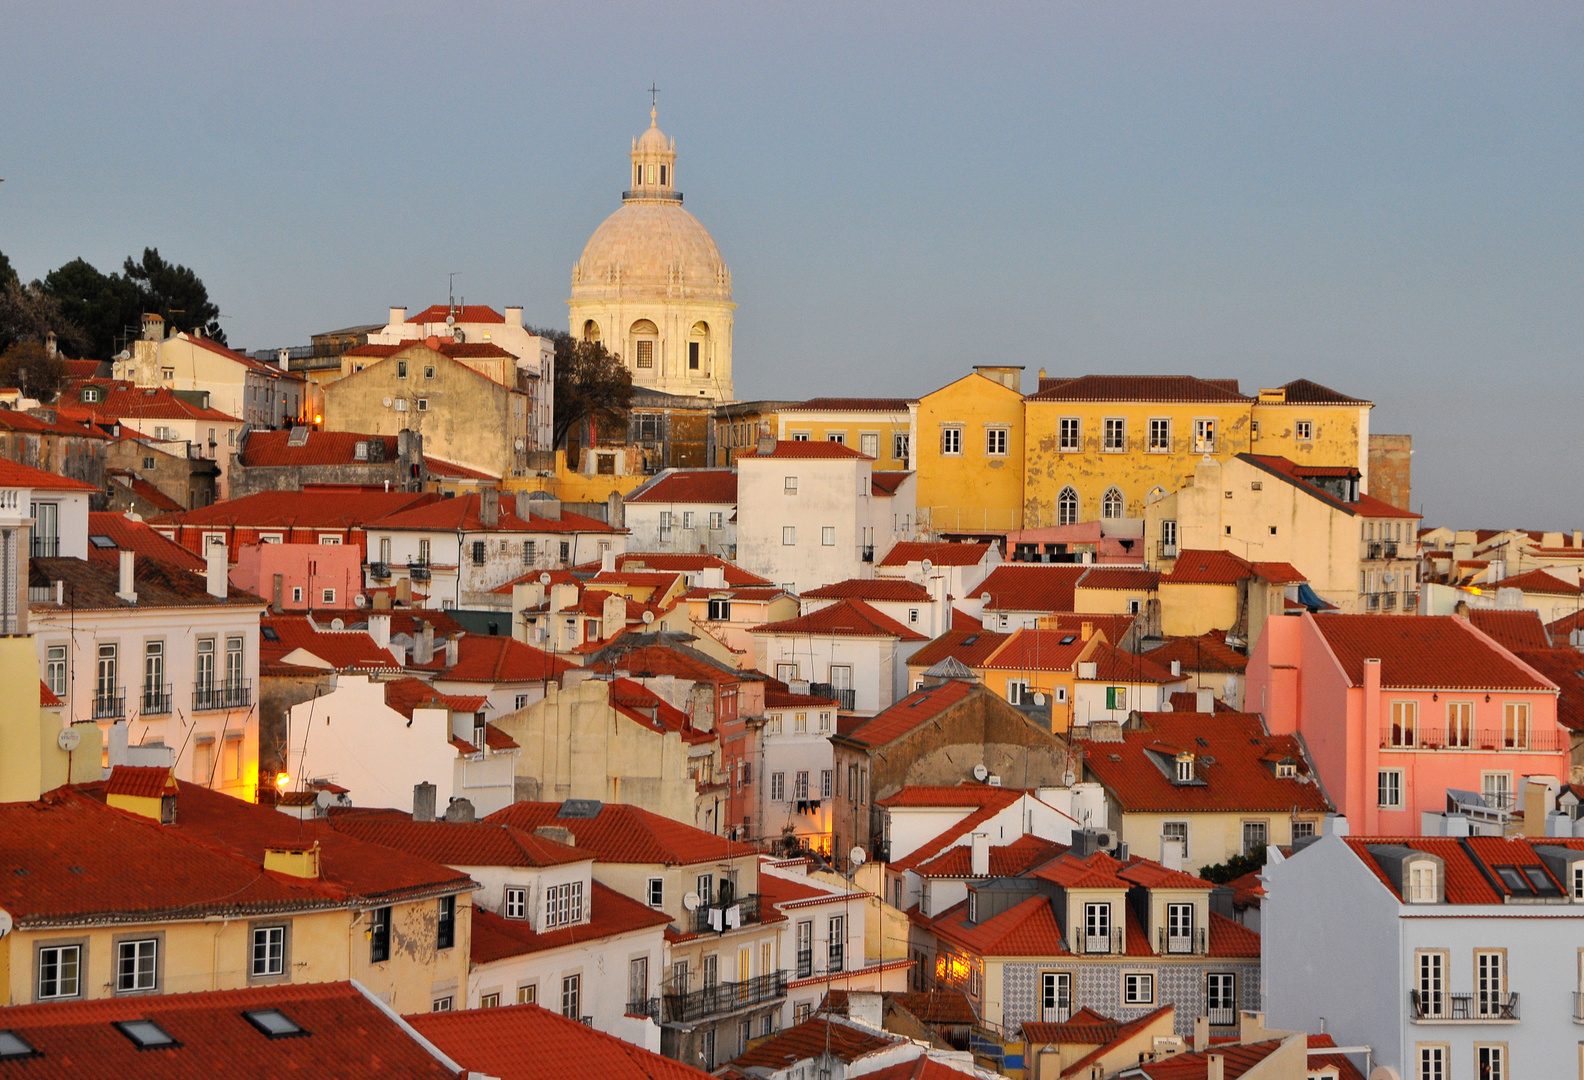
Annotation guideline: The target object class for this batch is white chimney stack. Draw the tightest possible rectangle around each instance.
[116,550,138,604]
[504,306,523,328]
[206,544,228,600]
[970,831,990,877]
[1196,687,1214,713]
[368,612,391,649]
[389,306,407,327]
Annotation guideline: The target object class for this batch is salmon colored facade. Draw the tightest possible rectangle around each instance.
[1249,613,1565,835]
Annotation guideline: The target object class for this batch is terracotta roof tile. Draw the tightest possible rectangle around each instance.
[930,895,1071,956]
[260,616,402,673]
[730,1017,896,1070]
[1146,635,1248,675]
[626,469,738,504]
[976,565,1086,613]
[846,681,976,746]
[1077,567,1159,591]
[820,989,979,1026]
[1306,1034,1368,1080]
[804,578,933,602]
[0,457,100,492]
[1275,378,1369,404]
[59,378,240,423]
[1163,549,1254,585]
[1250,561,1307,584]
[1496,569,1582,596]
[344,340,517,359]
[238,429,398,467]
[914,834,1068,879]
[406,304,505,324]
[1312,613,1555,690]
[1467,609,1552,652]
[86,511,207,571]
[487,801,755,867]
[872,471,910,496]
[907,627,1013,670]
[1021,1005,1124,1045]
[1241,454,1418,518]
[468,883,671,963]
[1081,641,1180,684]
[30,556,265,612]
[383,677,487,718]
[1344,834,1584,904]
[879,541,993,568]
[755,599,928,642]
[1136,1039,1284,1079]
[1027,375,1248,403]
[157,489,437,529]
[327,813,585,868]
[370,493,621,534]
[1512,649,1584,731]
[792,397,916,411]
[592,553,772,586]
[740,439,873,460]
[105,764,177,799]
[406,633,573,684]
[981,628,1093,673]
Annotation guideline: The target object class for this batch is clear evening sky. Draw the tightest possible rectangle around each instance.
[2,3,1579,527]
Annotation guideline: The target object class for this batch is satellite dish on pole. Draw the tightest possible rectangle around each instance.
[1033,692,1047,706]
[643,611,655,625]
[849,846,867,868]
[683,892,701,912]
[972,763,989,782]
[539,572,551,585]
[57,728,80,752]
[921,559,932,575]
[0,910,12,938]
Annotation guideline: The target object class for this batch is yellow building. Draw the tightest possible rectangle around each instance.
[912,368,1026,535]
[1247,380,1371,478]
[713,400,798,467]
[776,398,916,471]
[0,637,102,803]
[978,627,1107,734]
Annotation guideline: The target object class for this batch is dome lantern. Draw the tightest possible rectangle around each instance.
[626,105,680,203]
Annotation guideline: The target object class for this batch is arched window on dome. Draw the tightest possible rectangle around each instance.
[1057,487,1079,527]
[689,322,710,374]
[630,320,659,370]
[1102,487,1125,520]
[582,320,601,345]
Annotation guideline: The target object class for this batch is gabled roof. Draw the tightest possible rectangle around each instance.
[1310,613,1555,691]
[1162,549,1254,585]
[469,883,671,962]
[871,472,910,496]
[1250,561,1307,584]
[1512,650,1584,731]
[487,801,755,867]
[1080,641,1179,685]
[179,332,304,379]
[407,999,714,1080]
[1145,634,1248,675]
[790,397,916,412]
[0,457,100,492]
[1496,569,1582,596]
[1240,454,1418,519]
[406,304,505,324]
[907,626,1013,670]
[929,894,1071,957]
[1467,609,1552,652]
[86,511,207,571]
[260,616,402,673]
[819,989,980,1026]
[29,556,266,612]
[238,429,402,467]
[740,439,872,460]
[156,489,437,529]
[368,493,621,534]
[408,633,573,684]
[600,643,747,686]
[1021,1005,1123,1045]
[60,378,241,423]
[1076,567,1159,591]
[383,677,487,718]
[344,340,517,359]
[975,565,1085,613]
[1306,1034,1368,1080]
[1082,711,1331,814]
[1273,378,1369,405]
[845,681,976,747]
[980,628,1092,673]
[105,764,178,799]
[729,1017,897,1070]
[879,784,1024,809]
[1134,1038,1286,1079]
[588,552,774,586]
[1027,375,1249,403]
[913,834,1068,879]
[803,578,932,602]
[1344,835,1584,904]
[0,981,458,1080]
[1548,609,1584,642]
[1036,1005,1175,1078]
[879,541,993,568]
[754,599,928,642]
[886,787,1030,873]
[108,470,185,512]
[626,468,738,504]
[327,812,587,868]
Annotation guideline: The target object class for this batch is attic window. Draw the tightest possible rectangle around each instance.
[961,635,979,647]
[1175,756,1194,783]
[1276,762,1296,779]
[114,1019,178,1049]
[0,1031,37,1060]
[89,535,117,548]
[242,1009,307,1039]
[1060,635,1076,645]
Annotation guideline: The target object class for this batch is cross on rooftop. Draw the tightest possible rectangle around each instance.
[648,82,660,108]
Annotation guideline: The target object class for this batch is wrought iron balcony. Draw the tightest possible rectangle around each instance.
[1039,1003,1072,1023]
[796,949,813,978]
[193,680,252,712]
[1364,542,1384,560]
[625,997,659,1021]
[92,689,125,720]
[687,893,765,935]
[1077,927,1124,955]
[1157,926,1207,955]
[30,536,60,557]
[1410,990,1518,1022]
[662,971,786,1024]
[407,560,432,582]
[809,684,856,711]
[368,562,391,581]
[140,683,173,716]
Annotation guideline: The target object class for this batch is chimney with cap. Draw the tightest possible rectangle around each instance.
[368,612,391,649]
[117,550,138,604]
[206,544,228,600]
[1206,1054,1224,1080]
[414,621,435,664]
[412,782,436,822]
[756,433,777,456]
[444,636,458,668]
[504,306,523,328]
[390,306,407,327]
[479,487,500,528]
[970,832,990,877]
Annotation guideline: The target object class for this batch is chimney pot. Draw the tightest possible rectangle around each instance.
[206,544,227,600]
[117,550,138,604]
[412,782,436,822]
[444,636,458,668]
[479,488,500,528]
[756,433,776,456]
[1196,687,1214,713]
[970,831,990,877]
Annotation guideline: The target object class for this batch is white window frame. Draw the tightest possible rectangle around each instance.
[941,426,963,456]
[1123,972,1154,1004]
[782,526,796,546]
[822,526,836,546]
[1058,417,1080,453]
[1147,417,1170,453]
[1102,417,1125,452]
[985,427,1008,457]
[1378,768,1404,809]
[504,887,527,919]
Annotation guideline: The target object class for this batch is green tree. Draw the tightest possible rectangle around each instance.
[0,279,86,357]
[122,248,225,344]
[0,340,69,401]
[40,258,144,359]
[0,250,17,290]
[1197,845,1266,885]
[533,327,634,450]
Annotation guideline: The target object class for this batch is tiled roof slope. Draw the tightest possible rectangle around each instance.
[0,457,100,491]
[803,578,932,602]
[880,541,992,568]
[871,471,911,496]
[730,1017,896,1070]
[626,468,738,504]
[486,801,755,867]
[327,813,586,868]
[407,633,573,683]
[1345,835,1584,903]
[845,681,975,747]
[1027,375,1249,403]
[1146,634,1248,674]
[369,493,621,534]
[981,628,1092,673]
[1077,567,1159,591]
[261,616,402,673]
[1134,1039,1285,1079]
[741,439,872,460]
[60,378,240,422]
[1021,1004,1123,1044]
[29,556,265,612]
[1496,569,1581,596]
[239,429,400,467]
[1082,711,1331,814]
[1311,613,1555,691]
[383,677,486,718]
[407,1000,715,1080]
[819,989,979,1026]
[86,511,207,571]
[754,599,928,641]
[1082,641,1179,684]
[469,884,671,962]
[1512,650,1584,731]
[1467,609,1551,652]
[1240,454,1417,518]
[406,304,504,324]
[929,895,1071,957]
[344,340,517,359]
[155,489,436,528]
[0,981,457,1080]
[1275,378,1369,404]
[976,565,1086,613]
[1162,549,1253,585]
[793,397,916,411]
[907,626,1012,670]
[914,834,1068,879]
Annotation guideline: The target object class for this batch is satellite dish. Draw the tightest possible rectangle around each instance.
[921,559,932,575]
[1033,692,1047,706]
[539,572,552,585]
[682,892,701,912]
[980,592,991,603]
[445,314,456,326]
[642,611,655,625]
[331,618,345,630]
[972,763,989,782]
[315,789,336,809]
[849,846,867,867]
[0,910,12,937]
[354,593,368,608]
[57,728,80,752]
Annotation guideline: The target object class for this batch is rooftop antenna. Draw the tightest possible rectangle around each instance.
[447,273,460,318]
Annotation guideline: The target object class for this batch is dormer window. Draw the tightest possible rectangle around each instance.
[1175,754,1194,784]
[1407,861,1438,903]
[1277,761,1296,779]
[82,387,101,404]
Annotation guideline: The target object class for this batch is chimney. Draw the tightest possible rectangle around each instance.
[846,991,883,1030]
[277,348,290,372]
[756,433,776,456]
[117,550,138,604]
[504,306,523,328]
[550,582,579,614]
[534,825,574,846]
[444,636,458,668]
[1077,661,1098,680]
[1192,1016,1208,1053]
[602,549,618,573]
[970,832,990,877]
[1161,837,1183,871]
[412,782,437,822]
[141,313,165,342]
[1081,621,1094,641]
[479,488,500,528]
[396,577,412,604]
[414,621,435,664]
[607,490,624,529]
[1206,1054,1224,1080]
[1196,687,1214,713]
[514,490,533,521]
[602,592,627,643]
[368,612,391,649]
[271,573,284,613]
[1574,530,1582,549]
[390,306,407,327]
[1170,659,1182,677]
[206,544,228,599]
[444,797,476,823]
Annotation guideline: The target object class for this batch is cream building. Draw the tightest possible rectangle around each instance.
[569,106,735,402]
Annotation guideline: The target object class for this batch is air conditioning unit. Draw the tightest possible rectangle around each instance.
[1094,828,1119,850]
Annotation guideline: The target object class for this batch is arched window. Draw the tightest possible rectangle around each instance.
[1057,487,1079,527]
[688,321,710,373]
[630,319,659,370]
[582,320,601,345]
[1102,487,1125,520]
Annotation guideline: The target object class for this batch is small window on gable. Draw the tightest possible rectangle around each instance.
[1406,861,1437,903]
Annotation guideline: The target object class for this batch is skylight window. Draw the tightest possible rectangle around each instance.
[1522,867,1559,895]
[260,627,279,642]
[242,1009,307,1039]
[0,1031,37,1060]
[1060,635,1076,645]
[114,1019,177,1049]
[88,535,117,548]
[1494,866,1531,893]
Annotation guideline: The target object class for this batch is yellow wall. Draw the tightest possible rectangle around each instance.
[0,637,101,803]
[1114,810,1324,875]
[776,412,912,471]
[978,635,1104,735]
[1158,582,1240,638]
[914,373,1025,534]
[1073,586,1156,616]
[1249,396,1369,479]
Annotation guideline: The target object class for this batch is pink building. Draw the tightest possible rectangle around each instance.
[229,542,366,610]
[1248,613,1564,835]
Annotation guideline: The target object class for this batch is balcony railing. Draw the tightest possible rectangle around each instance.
[1377,727,1565,753]
[860,545,875,563]
[1039,1003,1072,1024]
[687,894,766,935]
[1384,541,1399,559]
[1204,1006,1238,1027]
[140,684,173,716]
[30,536,60,557]
[1157,541,1179,560]
[625,997,659,1021]
[407,560,432,582]
[92,689,125,720]
[1364,542,1384,560]
[828,945,844,974]
[1078,928,1123,955]
[796,949,813,978]
[1158,927,1207,955]
[810,684,856,711]
[1410,990,1519,1022]
[368,562,391,581]
[662,971,787,1024]
[622,189,683,203]
[193,680,252,712]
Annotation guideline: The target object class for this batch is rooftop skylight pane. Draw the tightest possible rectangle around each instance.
[115,1019,176,1048]
[242,1009,306,1038]
[0,1031,37,1059]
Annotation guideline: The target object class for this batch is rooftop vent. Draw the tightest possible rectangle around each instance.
[557,798,604,819]
[0,1031,37,1060]
[286,426,310,447]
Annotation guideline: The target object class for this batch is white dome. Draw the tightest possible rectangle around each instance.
[571,194,731,303]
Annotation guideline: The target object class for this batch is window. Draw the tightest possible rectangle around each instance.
[1058,417,1080,452]
[793,1002,813,1024]
[689,341,701,370]
[1475,952,1505,1017]
[1124,973,1154,1004]
[517,984,537,1005]
[1390,700,1419,748]
[470,540,486,567]
[629,956,649,1006]
[648,878,664,908]
[821,769,832,798]
[320,588,336,606]
[1482,772,1513,811]
[1083,902,1111,951]
[1378,769,1403,808]
[416,398,428,411]
[776,663,797,683]
[370,907,390,962]
[860,433,880,457]
[986,428,1008,456]
[1162,821,1189,860]
[894,432,910,461]
[1193,418,1216,453]
[635,340,653,369]
[37,944,81,999]
[1447,701,1473,748]
[291,587,303,603]
[791,432,810,441]
[1161,519,1177,551]
[480,992,500,1008]
[45,645,65,696]
[1040,972,1071,1022]
[707,598,732,621]
[560,974,580,1018]
[1006,679,1030,705]
[793,712,808,734]
[1206,972,1236,1022]
[822,526,836,546]
[1103,417,1125,452]
[1105,686,1128,710]
[696,875,713,907]
[1176,755,1194,783]
[1416,951,1446,1018]
[393,397,408,412]
[396,360,407,378]
[96,642,118,710]
[504,887,526,919]
[1573,864,1584,901]
[1408,863,1437,903]
[1057,487,1079,526]
[1415,1045,1447,1080]
[709,511,724,529]
[941,427,963,455]
[1242,820,1268,855]
[1503,702,1529,749]
[1101,487,1124,519]
[828,915,845,972]
[1291,819,1316,839]
[251,926,286,978]
[702,953,718,988]
[1295,419,1313,441]
[425,365,435,379]
[794,771,810,800]
[784,476,798,494]
[116,938,158,993]
[782,526,795,546]
[682,511,694,530]
[1148,417,1170,452]
[544,882,584,928]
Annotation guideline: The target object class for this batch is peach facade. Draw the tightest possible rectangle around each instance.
[229,541,366,611]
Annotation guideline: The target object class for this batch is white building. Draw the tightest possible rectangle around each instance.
[113,317,305,430]
[737,439,915,596]
[759,687,843,854]
[753,600,928,717]
[800,578,953,644]
[1264,821,1584,1080]
[624,469,738,557]
[875,540,1001,605]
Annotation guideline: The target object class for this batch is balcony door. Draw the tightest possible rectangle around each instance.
[1417,951,1445,1018]
[1206,972,1236,1024]
[96,643,117,711]
[1476,951,1504,1017]
[1040,971,1071,1023]
[1083,902,1111,953]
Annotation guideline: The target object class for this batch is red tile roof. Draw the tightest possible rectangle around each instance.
[39,680,62,707]
[1344,835,1584,904]
[1135,1039,1284,1079]
[0,981,457,1080]
[157,489,437,529]
[907,626,1013,670]
[406,304,505,324]
[1275,378,1369,405]
[180,332,304,379]
[1040,1005,1176,1077]
[60,378,240,423]
[469,882,671,962]
[0,408,112,439]
[931,894,1072,956]
[741,439,872,460]
[1077,567,1159,591]
[1513,649,1584,731]
[878,784,1022,808]
[1467,609,1552,652]
[0,457,100,492]
[850,1058,989,1080]
[1021,1005,1124,1045]
[1082,711,1331,814]
[602,643,744,685]
[1547,609,1584,642]
[327,813,586,868]
[370,493,621,534]
[793,397,916,411]
[105,764,178,799]
[424,455,498,480]
[887,787,1030,873]
[1497,569,1582,596]
[383,677,488,718]
[981,628,1093,673]
[880,541,993,568]
[1081,641,1180,684]
[407,1000,713,1080]
[914,834,1068,879]
[1146,634,1248,674]
[1306,1034,1368,1080]
[755,599,928,641]
[803,578,933,602]
[408,633,574,684]
[819,989,979,1026]
[1028,375,1249,403]
[872,472,910,496]
[238,429,399,467]
[975,565,1085,613]
[86,511,207,571]
[487,801,757,867]
[1312,613,1555,691]
[344,340,517,359]
[1251,561,1307,584]
[626,469,738,504]
[846,681,976,746]
[261,616,402,673]
[108,470,185,512]
[590,552,773,586]
[730,1017,897,1070]
[1241,454,1418,518]
[1162,549,1254,585]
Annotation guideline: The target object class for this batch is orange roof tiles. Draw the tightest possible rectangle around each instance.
[0,457,100,491]
[804,578,933,602]
[1497,569,1582,596]
[1028,375,1249,403]
[879,541,993,568]
[369,492,621,534]
[930,894,1072,957]
[1251,561,1307,584]
[327,812,586,868]
[794,397,916,411]
[238,429,399,467]
[1276,378,1368,404]
[1135,1039,1284,1079]
[907,627,1013,670]
[1145,634,1248,674]
[755,598,928,641]
[887,787,1028,873]
[1467,609,1552,652]
[1021,1005,1125,1045]
[60,378,241,423]
[845,681,976,746]
[731,1017,897,1070]
[406,304,505,324]
[626,469,738,504]
[1163,549,1254,585]
[86,511,207,571]
[469,883,671,963]
[487,800,755,867]
[261,616,402,673]
[1344,835,1584,903]
[871,471,910,496]
[1241,454,1418,518]
[598,552,773,585]
[981,628,1092,673]
[914,834,1068,879]
[105,764,177,798]
[383,677,486,718]
[1513,649,1584,731]
[408,632,573,684]
[976,565,1085,613]
[1082,641,1180,684]
[157,489,437,528]
[1077,567,1159,591]
[1312,613,1555,690]
[344,339,517,359]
